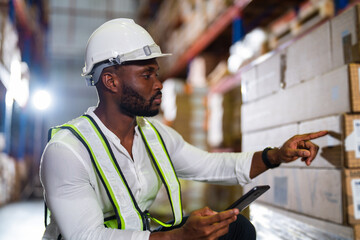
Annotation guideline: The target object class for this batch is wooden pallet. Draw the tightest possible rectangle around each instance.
[268,0,335,49]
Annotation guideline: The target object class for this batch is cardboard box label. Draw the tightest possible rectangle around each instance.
[351,178,360,219]
[274,176,288,205]
[353,120,360,158]
[331,86,340,100]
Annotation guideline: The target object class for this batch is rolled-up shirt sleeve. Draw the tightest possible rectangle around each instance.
[40,140,151,240]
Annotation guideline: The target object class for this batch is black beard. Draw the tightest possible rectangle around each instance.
[119,84,161,117]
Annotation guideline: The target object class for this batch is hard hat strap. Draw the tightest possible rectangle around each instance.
[85,61,117,86]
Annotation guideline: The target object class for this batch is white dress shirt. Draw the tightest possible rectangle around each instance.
[40,107,254,240]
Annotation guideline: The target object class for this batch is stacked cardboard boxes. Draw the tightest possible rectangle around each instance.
[0,153,17,206]
[242,64,360,132]
[221,86,242,150]
[171,92,193,144]
[0,9,28,206]
[146,0,231,71]
[156,83,210,218]
[241,52,283,104]
[240,4,360,238]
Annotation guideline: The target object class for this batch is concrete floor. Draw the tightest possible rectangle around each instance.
[0,200,354,240]
[251,203,354,240]
[0,199,45,240]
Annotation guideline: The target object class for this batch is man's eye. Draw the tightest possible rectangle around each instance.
[142,71,159,79]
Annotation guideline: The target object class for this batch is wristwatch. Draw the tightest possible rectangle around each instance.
[262,147,281,169]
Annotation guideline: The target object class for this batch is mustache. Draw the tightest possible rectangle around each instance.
[150,91,162,102]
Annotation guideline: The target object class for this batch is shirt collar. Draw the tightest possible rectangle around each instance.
[85,106,140,144]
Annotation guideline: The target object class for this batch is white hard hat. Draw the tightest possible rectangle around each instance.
[82,18,171,86]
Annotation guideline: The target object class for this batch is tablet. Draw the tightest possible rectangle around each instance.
[226,185,270,212]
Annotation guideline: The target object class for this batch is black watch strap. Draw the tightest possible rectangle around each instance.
[262,147,280,169]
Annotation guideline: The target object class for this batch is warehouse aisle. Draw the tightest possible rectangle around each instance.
[0,200,45,240]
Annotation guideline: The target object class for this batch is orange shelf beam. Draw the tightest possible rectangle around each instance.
[13,0,40,34]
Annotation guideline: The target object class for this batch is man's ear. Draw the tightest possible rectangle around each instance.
[100,72,119,93]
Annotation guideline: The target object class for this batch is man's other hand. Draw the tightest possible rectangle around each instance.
[150,207,239,240]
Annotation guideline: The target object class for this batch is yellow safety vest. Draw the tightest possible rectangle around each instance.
[45,114,183,231]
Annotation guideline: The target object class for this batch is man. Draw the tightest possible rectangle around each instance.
[40,18,327,240]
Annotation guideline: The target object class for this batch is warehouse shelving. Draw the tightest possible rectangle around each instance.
[164,0,251,79]
[160,0,311,79]
[209,0,339,94]
[0,0,49,205]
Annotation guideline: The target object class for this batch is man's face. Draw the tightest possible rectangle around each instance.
[116,59,162,117]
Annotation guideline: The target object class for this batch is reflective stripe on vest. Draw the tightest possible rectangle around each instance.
[48,114,182,230]
[136,117,183,227]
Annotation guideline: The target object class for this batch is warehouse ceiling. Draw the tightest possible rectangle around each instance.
[48,0,140,61]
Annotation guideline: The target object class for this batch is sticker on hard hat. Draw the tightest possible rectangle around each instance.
[143,45,152,56]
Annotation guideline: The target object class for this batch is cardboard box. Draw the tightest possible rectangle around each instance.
[0,153,17,206]
[297,114,360,168]
[242,123,298,152]
[354,224,360,239]
[243,114,360,168]
[241,64,360,133]
[344,169,360,225]
[344,114,360,168]
[172,94,193,143]
[285,21,332,88]
[222,87,242,149]
[256,52,282,100]
[245,167,343,224]
[349,64,360,112]
[241,53,282,103]
[331,4,360,69]
[240,66,257,103]
[242,115,347,168]
[295,115,343,168]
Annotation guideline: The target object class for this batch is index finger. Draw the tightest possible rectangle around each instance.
[292,130,328,142]
[202,209,238,225]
